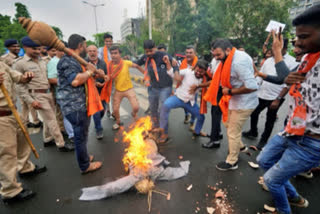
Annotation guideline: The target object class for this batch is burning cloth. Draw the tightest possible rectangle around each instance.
[79,117,190,201]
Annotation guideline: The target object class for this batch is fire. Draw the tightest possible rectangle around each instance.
[122,116,154,175]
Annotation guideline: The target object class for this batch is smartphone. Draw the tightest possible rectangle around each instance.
[278,27,282,39]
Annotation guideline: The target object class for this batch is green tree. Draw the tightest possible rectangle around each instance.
[86,40,96,47]
[93,32,112,48]
[13,2,31,22]
[51,26,63,40]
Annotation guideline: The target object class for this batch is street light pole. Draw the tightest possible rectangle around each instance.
[82,1,105,45]
[148,0,152,39]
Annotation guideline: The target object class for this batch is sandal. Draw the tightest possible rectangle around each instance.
[249,145,258,151]
[157,135,169,144]
[89,155,94,162]
[81,161,102,174]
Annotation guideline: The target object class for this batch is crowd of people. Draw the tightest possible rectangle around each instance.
[0,4,319,214]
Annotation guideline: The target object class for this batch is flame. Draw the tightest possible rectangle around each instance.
[122,116,153,175]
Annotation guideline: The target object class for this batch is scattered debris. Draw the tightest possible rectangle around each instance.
[264,204,276,212]
[207,207,215,214]
[187,184,193,191]
[248,161,259,169]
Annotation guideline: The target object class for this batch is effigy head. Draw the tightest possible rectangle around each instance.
[19,17,66,51]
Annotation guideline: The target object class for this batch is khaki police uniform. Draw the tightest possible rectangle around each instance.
[0,52,18,67]
[0,61,36,199]
[13,55,65,147]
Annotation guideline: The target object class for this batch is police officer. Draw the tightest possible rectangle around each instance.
[0,61,46,204]
[13,36,74,152]
[0,39,20,67]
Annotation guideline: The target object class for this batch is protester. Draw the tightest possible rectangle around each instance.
[14,36,73,152]
[136,40,178,128]
[243,39,299,150]
[0,61,46,204]
[257,5,320,214]
[156,59,208,143]
[87,45,107,139]
[101,46,145,130]
[57,34,105,173]
[204,39,258,171]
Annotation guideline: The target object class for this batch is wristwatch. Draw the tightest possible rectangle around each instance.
[228,89,232,95]
[276,96,282,100]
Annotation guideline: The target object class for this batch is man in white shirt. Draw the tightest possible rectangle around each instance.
[157,59,208,143]
[243,39,299,150]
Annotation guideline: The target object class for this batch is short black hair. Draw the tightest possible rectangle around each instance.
[293,4,320,28]
[212,39,233,51]
[157,43,166,50]
[186,45,195,51]
[104,33,113,40]
[144,40,155,49]
[68,34,86,50]
[196,59,208,70]
[109,45,122,54]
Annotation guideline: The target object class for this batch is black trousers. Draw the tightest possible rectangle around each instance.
[209,87,222,141]
[250,97,285,146]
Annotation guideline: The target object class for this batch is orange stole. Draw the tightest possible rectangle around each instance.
[80,65,104,116]
[100,60,124,103]
[103,46,109,65]
[177,56,198,88]
[144,57,159,86]
[285,52,320,136]
[200,75,208,114]
[204,47,236,122]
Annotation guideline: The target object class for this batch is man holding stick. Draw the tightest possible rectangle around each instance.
[0,61,46,204]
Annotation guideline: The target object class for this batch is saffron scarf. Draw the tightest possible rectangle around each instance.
[177,56,198,88]
[204,47,236,122]
[100,59,124,103]
[144,57,159,86]
[103,46,109,65]
[284,52,320,136]
[200,74,208,114]
[80,65,104,116]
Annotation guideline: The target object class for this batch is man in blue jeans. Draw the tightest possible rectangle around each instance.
[136,40,178,128]
[156,59,208,143]
[257,5,320,214]
[57,34,104,173]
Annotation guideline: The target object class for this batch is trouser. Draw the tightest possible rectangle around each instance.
[55,101,65,133]
[66,111,90,171]
[160,95,205,135]
[210,87,222,141]
[224,109,254,165]
[32,93,64,147]
[184,93,197,124]
[93,101,106,133]
[0,115,35,198]
[149,86,172,128]
[112,88,139,124]
[257,135,320,214]
[21,100,40,124]
[250,98,285,146]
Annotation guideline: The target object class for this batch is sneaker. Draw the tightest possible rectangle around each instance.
[240,146,248,153]
[216,161,238,171]
[2,189,36,204]
[96,131,103,140]
[113,123,120,130]
[58,143,75,152]
[242,130,258,139]
[33,121,43,128]
[298,171,313,179]
[43,140,55,147]
[289,195,309,208]
[184,115,191,124]
[202,140,220,149]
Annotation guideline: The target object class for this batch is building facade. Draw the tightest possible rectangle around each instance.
[120,18,144,42]
[290,0,320,19]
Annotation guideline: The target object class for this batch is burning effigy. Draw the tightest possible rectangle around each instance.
[79,116,190,205]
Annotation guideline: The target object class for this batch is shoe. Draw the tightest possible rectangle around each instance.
[19,165,47,177]
[33,121,43,128]
[258,177,269,191]
[68,137,74,144]
[240,146,248,153]
[81,161,102,174]
[289,195,309,208]
[298,171,313,179]
[144,108,151,115]
[189,122,194,131]
[256,141,266,150]
[96,131,103,140]
[242,130,258,139]
[27,122,34,128]
[202,141,221,149]
[2,189,36,204]
[58,143,75,152]
[106,110,111,118]
[157,135,169,144]
[218,134,223,140]
[216,161,238,171]
[184,115,191,124]
[43,140,55,147]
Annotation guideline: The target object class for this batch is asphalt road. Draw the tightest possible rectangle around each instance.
[1,81,319,214]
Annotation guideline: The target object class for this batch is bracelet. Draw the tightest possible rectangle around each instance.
[86,71,92,77]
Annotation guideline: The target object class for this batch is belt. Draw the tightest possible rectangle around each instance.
[306,133,320,140]
[28,89,49,93]
[0,110,12,117]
